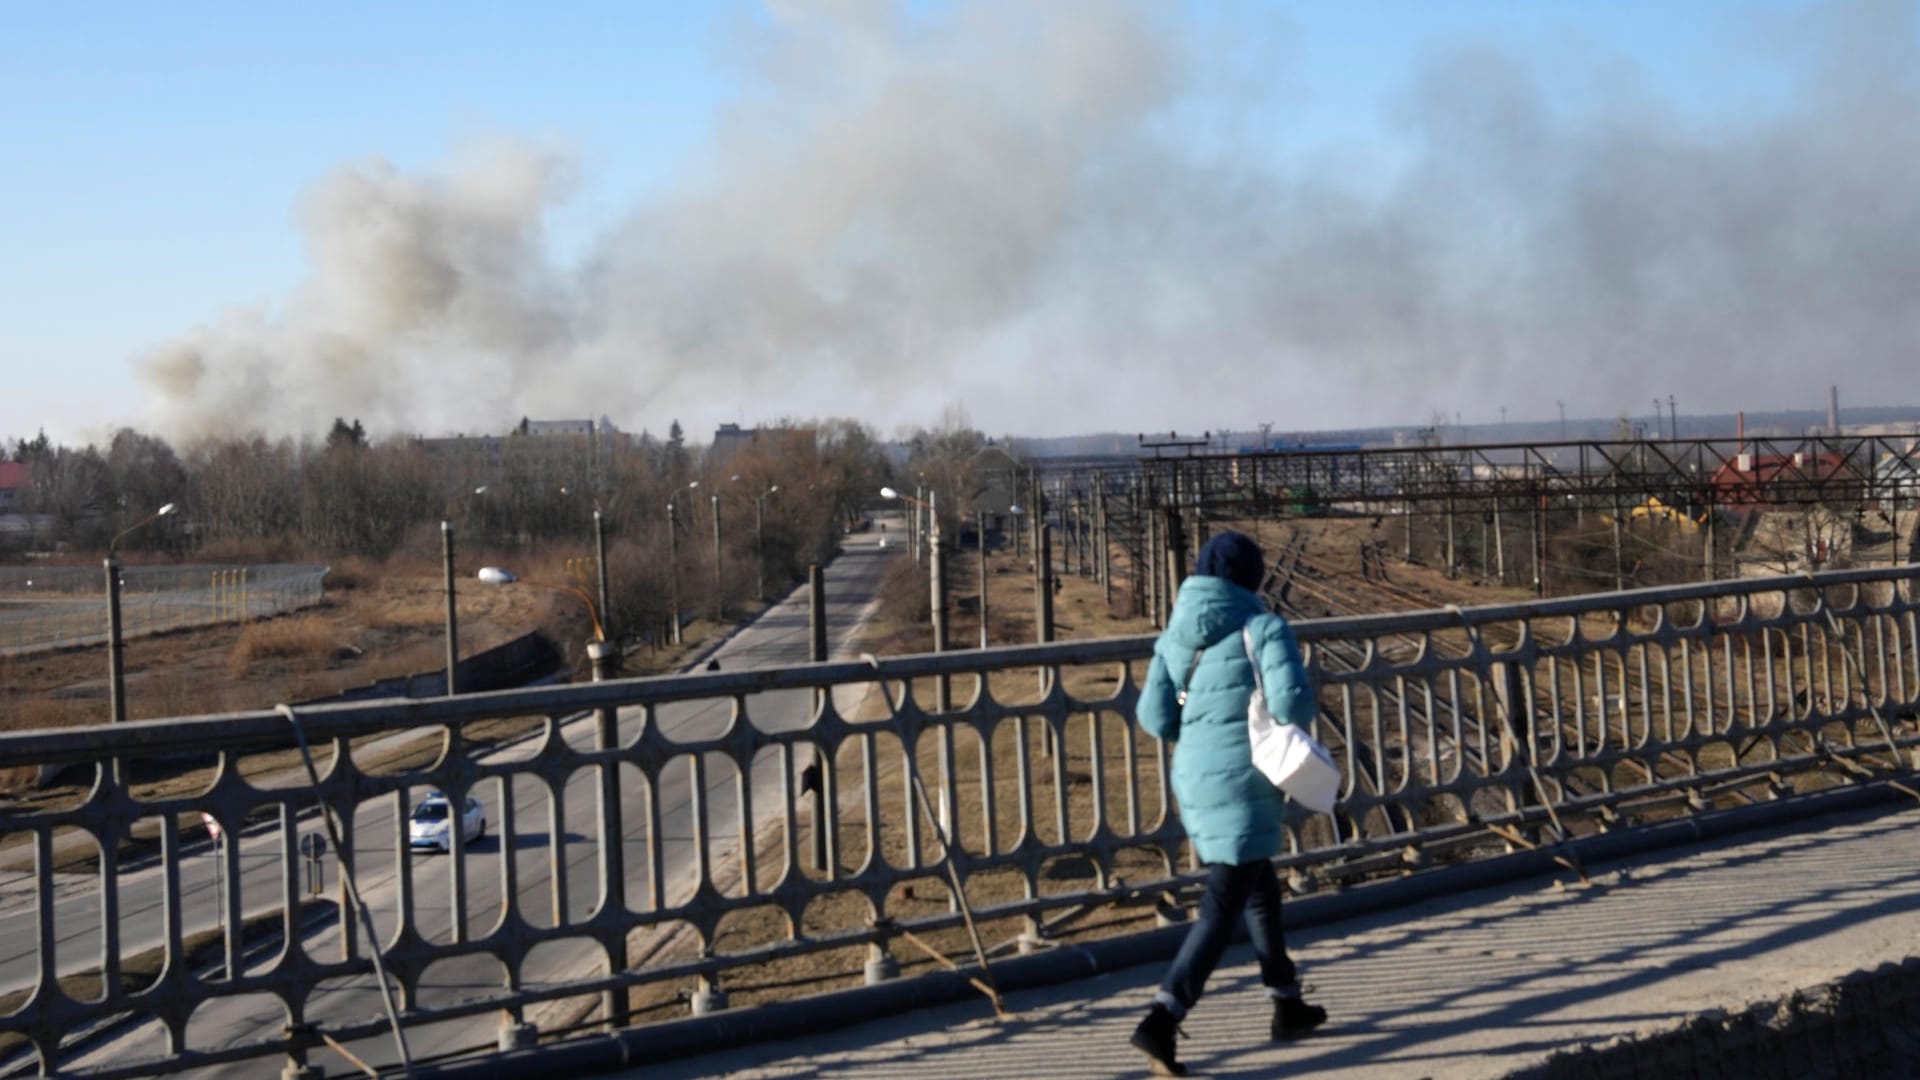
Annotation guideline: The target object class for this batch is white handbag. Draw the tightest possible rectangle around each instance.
[1241,627,1340,814]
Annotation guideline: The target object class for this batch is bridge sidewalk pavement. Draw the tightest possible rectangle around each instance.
[634,800,1920,1079]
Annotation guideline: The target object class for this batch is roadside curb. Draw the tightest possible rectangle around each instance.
[676,580,804,673]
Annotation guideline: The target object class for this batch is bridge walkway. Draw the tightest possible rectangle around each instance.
[634,800,1920,1079]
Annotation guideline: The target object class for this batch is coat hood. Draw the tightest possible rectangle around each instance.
[1194,530,1266,593]
[1163,574,1266,651]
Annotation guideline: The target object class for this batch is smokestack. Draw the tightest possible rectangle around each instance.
[1828,385,1839,435]
[1737,410,1744,452]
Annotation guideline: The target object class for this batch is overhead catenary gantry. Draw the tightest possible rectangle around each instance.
[989,433,1920,625]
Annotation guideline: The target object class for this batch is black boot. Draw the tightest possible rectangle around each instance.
[1130,1003,1187,1076]
[1271,993,1327,1040]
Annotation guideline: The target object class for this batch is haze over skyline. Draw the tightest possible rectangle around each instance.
[5,0,1917,448]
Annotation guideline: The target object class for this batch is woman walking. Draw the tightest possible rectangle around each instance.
[1130,530,1326,1076]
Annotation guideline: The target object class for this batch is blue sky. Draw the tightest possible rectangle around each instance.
[3,2,730,444]
[2,0,1898,447]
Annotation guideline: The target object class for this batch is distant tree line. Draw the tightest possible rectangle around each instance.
[1,413,1015,643]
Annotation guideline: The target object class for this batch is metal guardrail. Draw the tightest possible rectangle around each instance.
[0,564,329,654]
[1,566,1917,1077]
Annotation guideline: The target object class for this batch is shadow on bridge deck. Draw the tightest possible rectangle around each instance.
[600,795,1920,1079]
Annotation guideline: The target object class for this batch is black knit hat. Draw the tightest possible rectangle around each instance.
[1194,530,1266,593]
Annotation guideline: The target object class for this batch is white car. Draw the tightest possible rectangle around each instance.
[409,792,485,852]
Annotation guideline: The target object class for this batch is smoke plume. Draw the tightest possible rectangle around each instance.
[140,0,1920,441]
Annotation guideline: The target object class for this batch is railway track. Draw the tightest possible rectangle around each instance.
[1251,526,1527,869]
[1248,523,1874,885]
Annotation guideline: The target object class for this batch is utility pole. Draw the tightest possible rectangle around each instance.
[1097,478,1111,607]
[711,493,723,619]
[442,522,459,694]
[1036,525,1054,643]
[589,640,628,1028]
[593,510,611,640]
[1703,495,1716,582]
[808,564,827,663]
[1493,497,1506,584]
[928,489,946,711]
[667,500,682,645]
[1532,488,1545,596]
[1145,476,1161,627]
[978,514,990,649]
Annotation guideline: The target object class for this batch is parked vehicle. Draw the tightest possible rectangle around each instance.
[408,792,485,852]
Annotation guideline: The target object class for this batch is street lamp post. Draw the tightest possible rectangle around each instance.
[755,485,780,602]
[667,481,698,645]
[470,485,490,548]
[910,484,923,566]
[667,501,680,645]
[593,509,611,640]
[442,521,460,694]
[882,486,945,663]
[927,489,943,660]
[711,475,741,620]
[882,485,952,841]
[107,502,177,724]
[443,485,491,692]
[711,490,723,620]
[978,511,989,649]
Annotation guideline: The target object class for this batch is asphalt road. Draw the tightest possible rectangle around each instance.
[3,528,901,1077]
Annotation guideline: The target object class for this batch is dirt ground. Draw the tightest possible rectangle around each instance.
[0,557,738,736]
[0,517,1524,737]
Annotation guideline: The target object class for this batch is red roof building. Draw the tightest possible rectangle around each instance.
[1709,452,1852,509]
[0,461,29,513]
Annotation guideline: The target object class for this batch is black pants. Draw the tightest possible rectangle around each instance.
[1156,859,1296,1016]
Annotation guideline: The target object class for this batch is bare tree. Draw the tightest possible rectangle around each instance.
[27,445,111,549]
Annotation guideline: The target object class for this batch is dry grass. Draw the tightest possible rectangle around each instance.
[226,614,339,677]
[319,556,377,592]
[356,639,450,683]
[0,556,580,737]
[363,597,447,631]
[0,696,89,737]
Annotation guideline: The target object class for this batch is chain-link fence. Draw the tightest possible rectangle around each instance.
[0,564,329,655]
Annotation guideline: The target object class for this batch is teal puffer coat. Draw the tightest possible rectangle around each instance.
[1137,575,1318,865]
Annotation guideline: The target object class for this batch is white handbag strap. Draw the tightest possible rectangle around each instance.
[1175,646,1206,708]
[1241,625,1264,697]
[1180,622,1264,710]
